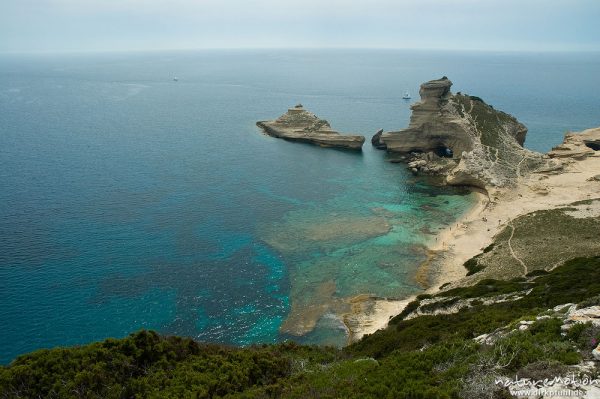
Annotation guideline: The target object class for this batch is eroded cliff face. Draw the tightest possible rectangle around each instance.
[257,105,365,150]
[376,77,545,189]
[379,77,474,156]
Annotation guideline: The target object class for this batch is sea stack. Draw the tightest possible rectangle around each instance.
[257,105,365,150]
[375,77,546,189]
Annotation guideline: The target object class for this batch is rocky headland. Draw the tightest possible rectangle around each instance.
[257,105,365,150]
[374,76,547,189]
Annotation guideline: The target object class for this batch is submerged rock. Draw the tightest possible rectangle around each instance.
[378,77,545,189]
[257,105,365,150]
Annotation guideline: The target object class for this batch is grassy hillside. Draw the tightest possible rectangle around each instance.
[462,199,600,280]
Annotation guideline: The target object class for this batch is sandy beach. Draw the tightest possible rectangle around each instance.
[348,148,600,342]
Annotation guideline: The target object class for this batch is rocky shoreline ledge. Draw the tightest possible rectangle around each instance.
[257,105,365,150]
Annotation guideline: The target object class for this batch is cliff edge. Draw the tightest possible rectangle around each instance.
[257,105,365,150]
[375,77,546,189]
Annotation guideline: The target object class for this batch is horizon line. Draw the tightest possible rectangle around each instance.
[2,46,600,56]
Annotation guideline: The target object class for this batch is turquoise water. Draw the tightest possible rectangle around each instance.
[1,50,599,363]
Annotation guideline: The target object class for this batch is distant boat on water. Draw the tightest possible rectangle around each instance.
[173,77,179,82]
[402,91,411,100]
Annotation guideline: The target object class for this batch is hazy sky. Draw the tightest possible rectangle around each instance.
[1,0,599,53]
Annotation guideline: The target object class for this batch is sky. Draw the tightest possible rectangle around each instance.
[1,0,599,53]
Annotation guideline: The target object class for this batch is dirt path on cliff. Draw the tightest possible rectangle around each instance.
[507,221,528,274]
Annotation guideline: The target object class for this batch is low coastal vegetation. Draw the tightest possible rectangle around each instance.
[3,255,600,398]
[352,256,600,357]
[460,199,600,281]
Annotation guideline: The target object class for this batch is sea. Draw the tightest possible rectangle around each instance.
[1,50,599,364]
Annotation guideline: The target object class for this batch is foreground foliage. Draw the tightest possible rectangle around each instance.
[0,333,341,398]
[2,257,600,398]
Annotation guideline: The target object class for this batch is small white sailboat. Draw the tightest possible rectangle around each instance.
[402,91,411,100]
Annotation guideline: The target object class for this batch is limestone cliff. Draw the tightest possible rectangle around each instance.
[375,77,545,189]
[257,105,365,150]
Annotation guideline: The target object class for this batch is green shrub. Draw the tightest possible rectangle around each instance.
[464,257,485,275]
[0,331,339,399]
[349,257,600,358]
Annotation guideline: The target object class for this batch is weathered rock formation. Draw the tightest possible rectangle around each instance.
[548,127,600,159]
[380,77,477,155]
[257,105,365,150]
[371,129,385,149]
[375,77,545,189]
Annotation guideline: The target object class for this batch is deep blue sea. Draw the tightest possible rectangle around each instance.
[1,50,599,364]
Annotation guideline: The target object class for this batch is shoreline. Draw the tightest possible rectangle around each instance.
[347,149,600,342]
[342,189,488,342]
[414,188,489,289]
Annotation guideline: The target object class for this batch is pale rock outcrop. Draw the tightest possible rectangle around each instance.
[561,305,600,331]
[257,105,365,150]
[549,127,600,159]
[376,77,546,189]
[474,304,600,350]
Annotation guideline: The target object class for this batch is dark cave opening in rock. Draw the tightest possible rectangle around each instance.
[584,141,600,151]
[434,146,454,158]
